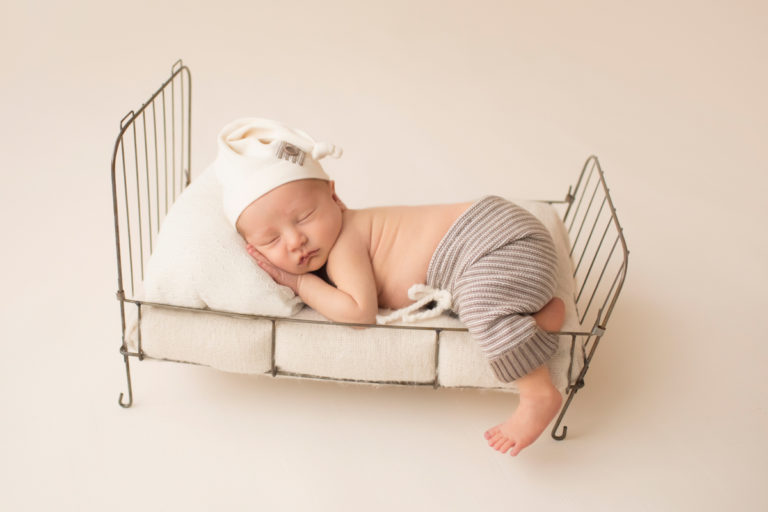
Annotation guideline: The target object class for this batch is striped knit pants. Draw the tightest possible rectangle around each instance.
[427,196,559,382]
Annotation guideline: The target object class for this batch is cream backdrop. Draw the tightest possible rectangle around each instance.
[0,0,766,510]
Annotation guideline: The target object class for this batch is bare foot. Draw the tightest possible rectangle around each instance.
[484,384,562,456]
[483,302,565,456]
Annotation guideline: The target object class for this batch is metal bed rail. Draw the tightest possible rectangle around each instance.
[110,62,628,441]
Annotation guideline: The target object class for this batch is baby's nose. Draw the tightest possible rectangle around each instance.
[287,230,307,249]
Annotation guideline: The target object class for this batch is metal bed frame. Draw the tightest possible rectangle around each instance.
[111,60,629,441]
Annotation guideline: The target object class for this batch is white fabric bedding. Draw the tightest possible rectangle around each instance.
[142,168,303,317]
[125,193,584,393]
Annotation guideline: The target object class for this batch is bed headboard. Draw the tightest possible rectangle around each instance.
[110,60,192,302]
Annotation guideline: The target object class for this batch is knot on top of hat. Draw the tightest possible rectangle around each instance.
[312,141,343,160]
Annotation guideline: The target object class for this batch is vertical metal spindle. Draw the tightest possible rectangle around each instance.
[598,262,625,326]
[575,213,611,278]
[566,335,576,387]
[171,73,177,202]
[162,88,169,215]
[563,156,593,225]
[570,175,601,257]
[119,139,135,298]
[567,161,595,234]
[152,100,160,234]
[180,70,186,189]
[579,236,620,324]
[185,68,192,188]
[142,110,153,254]
[137,303,144,360]
[433,329,442,389]
[132,122,145,281]
[573,197,606,271]
[575,219,612,304]
[271,319,277,377]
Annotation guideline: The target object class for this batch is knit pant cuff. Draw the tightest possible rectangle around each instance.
[488,328,559,383]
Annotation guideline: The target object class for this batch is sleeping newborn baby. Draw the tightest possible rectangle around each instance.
[216,118,565,456]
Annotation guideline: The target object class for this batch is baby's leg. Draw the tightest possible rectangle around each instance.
[484,297,564,456]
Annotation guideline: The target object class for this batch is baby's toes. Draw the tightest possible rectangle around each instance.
[486,432,504,446]
[484,426,500,440]
[491,435,509,450]
[498,439,515,454]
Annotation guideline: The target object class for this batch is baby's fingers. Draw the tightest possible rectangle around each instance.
[252,255,278,279]
[246,246,274,272]
[246,244,265,261]
[246,247,280,277]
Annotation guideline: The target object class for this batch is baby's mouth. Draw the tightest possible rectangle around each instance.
[300,249,319,265]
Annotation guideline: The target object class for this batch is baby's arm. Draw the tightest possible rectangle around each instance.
[248,229,378,324]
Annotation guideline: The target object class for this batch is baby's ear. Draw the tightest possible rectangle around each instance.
[328,181,347,210]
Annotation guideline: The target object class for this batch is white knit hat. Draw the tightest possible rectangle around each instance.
[214,118,343,226]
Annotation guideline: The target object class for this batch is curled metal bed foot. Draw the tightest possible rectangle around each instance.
[551,401,571,441]
[118,392,132,408]
[550,378,584,441]
[118,355,134,408]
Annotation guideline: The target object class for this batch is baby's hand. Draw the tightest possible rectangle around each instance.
[246,244,301,294]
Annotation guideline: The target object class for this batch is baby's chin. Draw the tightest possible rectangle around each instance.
[307,259,328,273]
[306,255,332,274]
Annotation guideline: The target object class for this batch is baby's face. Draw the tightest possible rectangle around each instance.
[236,179,344,274]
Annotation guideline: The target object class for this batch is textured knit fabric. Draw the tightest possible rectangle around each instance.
[215,118,342,227]
[426,196,559,382]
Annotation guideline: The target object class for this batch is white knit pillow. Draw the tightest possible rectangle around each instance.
[142,166,303,316]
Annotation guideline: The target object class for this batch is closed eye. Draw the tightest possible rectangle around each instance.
[257,236,280,246]
[298,209,315,223]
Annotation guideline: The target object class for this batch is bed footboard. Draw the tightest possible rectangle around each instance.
[551,155,629,439]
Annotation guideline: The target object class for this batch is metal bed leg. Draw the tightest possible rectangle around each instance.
[551,377,585,440]
[118,354,134,408]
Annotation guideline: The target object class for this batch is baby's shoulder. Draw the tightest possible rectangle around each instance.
[340,208,375,237]
[331,209,374,253]
[325,211,376,278]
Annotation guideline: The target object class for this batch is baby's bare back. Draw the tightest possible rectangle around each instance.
[344,202,473,309]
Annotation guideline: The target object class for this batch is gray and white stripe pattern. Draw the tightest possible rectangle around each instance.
[427,196,559,382]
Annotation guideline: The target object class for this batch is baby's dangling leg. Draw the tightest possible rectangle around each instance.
[484,297,565,456]
[484,365,563,456]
